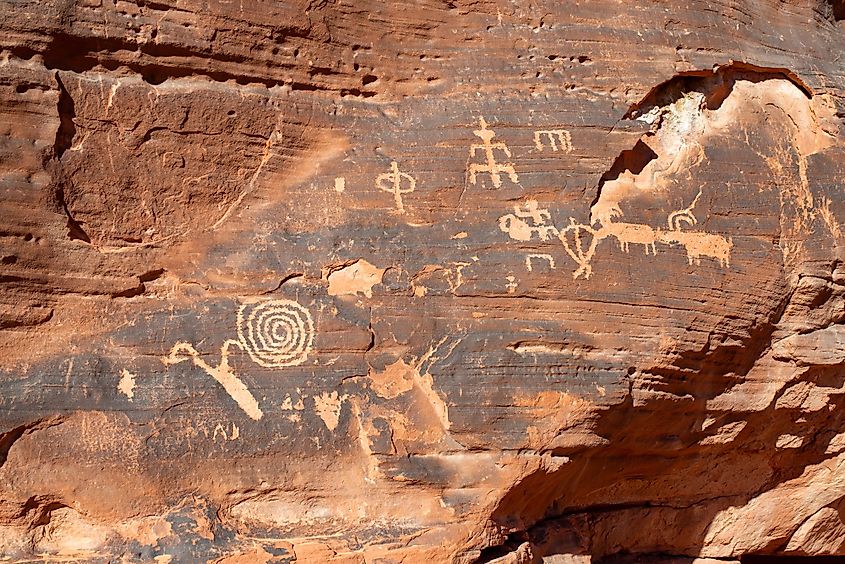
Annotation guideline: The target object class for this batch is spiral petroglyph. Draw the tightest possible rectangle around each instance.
[161,298,315,420]
[237,299,315,368]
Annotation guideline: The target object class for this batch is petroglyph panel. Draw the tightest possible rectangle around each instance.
[3,2,845,562]
[500,190,732,279]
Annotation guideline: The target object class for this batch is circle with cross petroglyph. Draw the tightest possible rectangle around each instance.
[237,299,314,368]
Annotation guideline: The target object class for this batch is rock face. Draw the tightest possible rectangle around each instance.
[1,0,845,561]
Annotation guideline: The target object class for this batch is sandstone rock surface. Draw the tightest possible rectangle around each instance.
[1,0,845,561]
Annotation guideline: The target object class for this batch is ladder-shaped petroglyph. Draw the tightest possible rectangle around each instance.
[468,117,519,188]
[500,191,732,280]
[376,161,416,213]
[534,129,572,153]
[163,299,315,420]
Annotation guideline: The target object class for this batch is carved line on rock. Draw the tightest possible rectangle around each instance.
[501,191,732,280]
[161,299,315,420]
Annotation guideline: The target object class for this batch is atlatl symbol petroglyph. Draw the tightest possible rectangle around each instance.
[163,299,315,420]
[559,219,600,280]
[500,190,732,280]
[468,117,519,188]
[376,161,416,213]
[534,129,572,153]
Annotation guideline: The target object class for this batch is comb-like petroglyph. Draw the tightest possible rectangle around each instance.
[534,129,572,153]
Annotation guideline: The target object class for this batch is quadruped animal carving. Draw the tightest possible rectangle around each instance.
[500,190,732,279]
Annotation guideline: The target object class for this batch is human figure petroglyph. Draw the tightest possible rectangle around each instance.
[500,190,732,279]
[376,161,416,213]
[468,117,519,188]
[163,299,314,420]
[534,129,572,153]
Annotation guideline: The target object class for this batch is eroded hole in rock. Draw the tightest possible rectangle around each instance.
[625,62,812,120]
[592,139,658,210]
[824,0,845,21]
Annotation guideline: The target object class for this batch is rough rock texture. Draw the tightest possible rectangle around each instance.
[1,0,845,561]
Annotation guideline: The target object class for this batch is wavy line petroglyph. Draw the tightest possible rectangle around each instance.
[162,299,315,420]
[500,191,732,279]
[468,117,519,188]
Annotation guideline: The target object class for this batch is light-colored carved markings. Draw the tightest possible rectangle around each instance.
[162,299,315,420]
[500,191,732,279]
[657,188,732,266]
[667,188,702,230]
[658,230,732,267]
[468,117,518,188]
[238,300,314,368]
[376,161,416,213]
[559,219,600,280]
[525,254,556,272]
[601,221,658,255]
[164,340,264,420]
[534,129,572,153]
[499,201,559,241]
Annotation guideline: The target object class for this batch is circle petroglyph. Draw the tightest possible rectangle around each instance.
[237,299,314,368]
